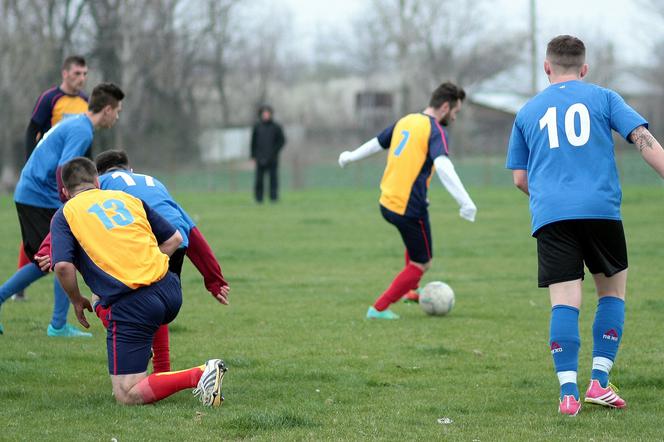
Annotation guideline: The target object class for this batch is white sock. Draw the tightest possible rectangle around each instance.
[557,370,577,386]
[592,356,613,373]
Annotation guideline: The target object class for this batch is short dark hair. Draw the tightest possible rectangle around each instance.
[62,55,86,71]
[429,82,466,109]
[95,149,130,175]
[61,157,98,192]
[258,104,273,117]
[88,82,125,113]
[546,35,586,71]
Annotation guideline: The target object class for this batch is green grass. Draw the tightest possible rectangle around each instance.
[1,185,663,441]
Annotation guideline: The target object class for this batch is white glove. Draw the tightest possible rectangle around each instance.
[460,203,477,222]
[338,151,352,168]
[434,155,477,223]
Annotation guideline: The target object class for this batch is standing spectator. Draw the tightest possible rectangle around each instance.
[506,35,664,416]
[250,105,286,203]
[12,56,89,301]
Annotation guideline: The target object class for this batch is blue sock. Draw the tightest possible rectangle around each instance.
[550,305,580,399]
[0,263,45,305]
[561,382,578,399]
[591,369,609,388]
[592,296,624,387]
[51,278,70,329]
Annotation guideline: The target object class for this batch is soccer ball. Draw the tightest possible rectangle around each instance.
[419,281,455,316]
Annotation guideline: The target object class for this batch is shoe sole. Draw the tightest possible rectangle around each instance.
[584,397,625,409]
[211,361,228,408]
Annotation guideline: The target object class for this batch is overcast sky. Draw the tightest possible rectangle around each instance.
[283,0,659,63]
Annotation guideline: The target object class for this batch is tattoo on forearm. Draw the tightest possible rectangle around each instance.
[631,126,658,153]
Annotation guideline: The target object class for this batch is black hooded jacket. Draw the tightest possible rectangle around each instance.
[250,119,285,166]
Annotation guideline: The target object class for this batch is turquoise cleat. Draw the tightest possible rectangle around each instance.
[366,306,400,320]
[47,323,93,337]
[0,322,4,335]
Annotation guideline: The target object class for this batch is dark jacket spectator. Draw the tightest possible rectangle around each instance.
[250,105,286,202]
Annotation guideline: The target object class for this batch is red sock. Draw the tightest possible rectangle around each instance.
[152,325,171,373]
[17,243,30,268]
[404,250,420,291]
[135,365,204,404]
[374,263,424,311]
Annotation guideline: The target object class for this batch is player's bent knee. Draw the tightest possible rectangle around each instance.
[111,372,148,405]
[112,387,144,405]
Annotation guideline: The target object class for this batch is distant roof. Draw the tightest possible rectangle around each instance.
[469,92,531,115]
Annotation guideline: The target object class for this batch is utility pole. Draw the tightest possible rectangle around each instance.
[529,0,538,95]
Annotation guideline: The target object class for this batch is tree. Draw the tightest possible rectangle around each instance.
[356,0,526,110]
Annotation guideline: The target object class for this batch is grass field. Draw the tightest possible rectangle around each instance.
[1,184,663,441]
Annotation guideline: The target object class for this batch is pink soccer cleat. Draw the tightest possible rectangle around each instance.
[559,395,582,416]
[584,380,626,409]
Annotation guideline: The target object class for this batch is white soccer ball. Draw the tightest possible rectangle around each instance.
[419,281,455,316]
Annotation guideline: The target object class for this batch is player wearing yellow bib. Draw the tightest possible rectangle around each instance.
[339,82,477,319]
[50,157,227,406]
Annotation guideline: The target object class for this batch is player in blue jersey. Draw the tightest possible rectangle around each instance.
[0,83,124,337]
[506,35,664,416]
[51,157,227,406]
[12,56,89,302]
[339,82,477,319]
[94,149,229,372]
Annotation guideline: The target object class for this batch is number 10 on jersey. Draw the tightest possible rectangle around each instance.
[539,103,590,148]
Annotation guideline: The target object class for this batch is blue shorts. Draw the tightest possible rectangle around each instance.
[105,272,182,375]
[380,205,432,263]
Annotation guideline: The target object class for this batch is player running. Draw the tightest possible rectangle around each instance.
[506,35,664,416]
[338,82,477,319]
[12,55,89,302]
[51,157,227,406]
[0,83,123,337]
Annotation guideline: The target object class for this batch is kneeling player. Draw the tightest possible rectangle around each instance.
[51,157,227,406]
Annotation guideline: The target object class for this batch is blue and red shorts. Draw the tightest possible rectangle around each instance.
[96,272,182,375]
[380,205,432,263]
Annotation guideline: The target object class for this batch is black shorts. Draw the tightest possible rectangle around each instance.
[535,219,628,288]
[169,247,187,278]
[380,205,432,263]
[15,202,57,261]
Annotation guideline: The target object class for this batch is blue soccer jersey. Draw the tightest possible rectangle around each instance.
[15,114,94,208]
[99,171,195,248]
[506,80,647,234]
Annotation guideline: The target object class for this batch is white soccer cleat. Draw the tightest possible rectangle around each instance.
[193,359,227,407]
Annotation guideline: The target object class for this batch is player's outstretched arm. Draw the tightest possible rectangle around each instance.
[186,226,229,305]
[433,155,477,222]
[54,261,92,328]
[630,126,664,178]
[338,137,383,168]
